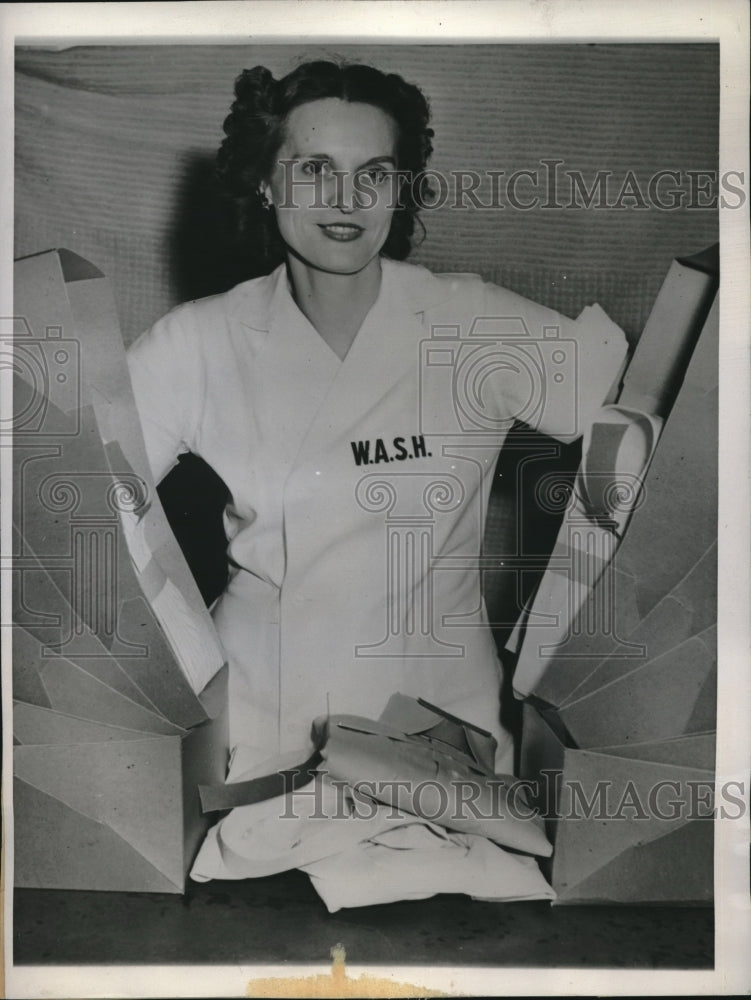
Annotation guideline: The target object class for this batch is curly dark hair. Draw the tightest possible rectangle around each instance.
[216,60,435,271]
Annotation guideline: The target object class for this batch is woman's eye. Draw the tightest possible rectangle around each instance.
[301,159,327,176]
[365,166,388,184]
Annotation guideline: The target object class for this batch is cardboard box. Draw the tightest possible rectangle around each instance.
[11,249,228,892]
[13,681,227,893]
[520,702,714,905]
[513,281,718,713]
[512,253,718,905]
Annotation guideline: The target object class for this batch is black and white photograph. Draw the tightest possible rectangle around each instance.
[3,2,750,997]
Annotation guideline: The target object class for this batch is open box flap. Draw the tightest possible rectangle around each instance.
[13,249,226,723]
[13,699,173,744]
[15,737,187,891]
[517,295,718,706]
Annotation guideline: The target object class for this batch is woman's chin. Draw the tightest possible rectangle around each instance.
[286,244,383,278]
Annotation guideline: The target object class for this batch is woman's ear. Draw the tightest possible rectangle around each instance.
[260,182,274,208]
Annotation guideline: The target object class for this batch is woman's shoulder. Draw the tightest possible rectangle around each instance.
[384,259,519,315]
[158,267,283,332]
[128,270,283,374]
[385,258,485,289]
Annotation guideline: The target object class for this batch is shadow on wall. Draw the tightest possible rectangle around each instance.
[167,152,269,305]
[159,155,243,607]
[485,425,583,761]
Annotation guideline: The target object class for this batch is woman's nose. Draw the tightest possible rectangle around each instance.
[326,170,359,212]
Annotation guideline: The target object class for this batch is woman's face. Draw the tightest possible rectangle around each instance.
[263,98,399,276]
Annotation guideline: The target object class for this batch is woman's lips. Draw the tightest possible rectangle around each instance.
[317,223,364,242]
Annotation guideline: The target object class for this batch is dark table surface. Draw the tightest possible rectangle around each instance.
[15,872,713,968]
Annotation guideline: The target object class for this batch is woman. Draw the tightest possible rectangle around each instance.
[128,61,624,774]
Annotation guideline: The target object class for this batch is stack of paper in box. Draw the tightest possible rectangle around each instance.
[11,249,228,893]
[513,246,718,904]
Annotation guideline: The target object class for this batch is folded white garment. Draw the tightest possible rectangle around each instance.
[303,823,556,912]
[192,738,556,909]
[191,774,438,881]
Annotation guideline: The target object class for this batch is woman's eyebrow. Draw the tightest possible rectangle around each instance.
[288,152,396,168]
[358,155,397,168]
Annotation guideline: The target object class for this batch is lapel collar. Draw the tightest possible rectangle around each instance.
[283,260,450,461]
[226,264,286,334]
[381,259,456,317]
[339,258,458,370]
[225,259,456,335]
[224,260,464,467]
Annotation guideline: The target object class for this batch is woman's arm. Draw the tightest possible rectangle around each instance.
[126,307,205,484]
[482,280,628,443]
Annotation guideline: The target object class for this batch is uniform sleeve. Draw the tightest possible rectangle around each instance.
[126,307,205,484]
[482,281,628,442]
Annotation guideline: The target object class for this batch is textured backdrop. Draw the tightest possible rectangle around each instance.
[15,42,718,346]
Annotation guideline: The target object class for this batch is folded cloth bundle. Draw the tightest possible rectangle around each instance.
[192,694,555,907]
[313,694,552,857]
[304,824,556,913]
[192,773,434,880]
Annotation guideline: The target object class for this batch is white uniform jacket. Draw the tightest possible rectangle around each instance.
[127,259,626,768]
